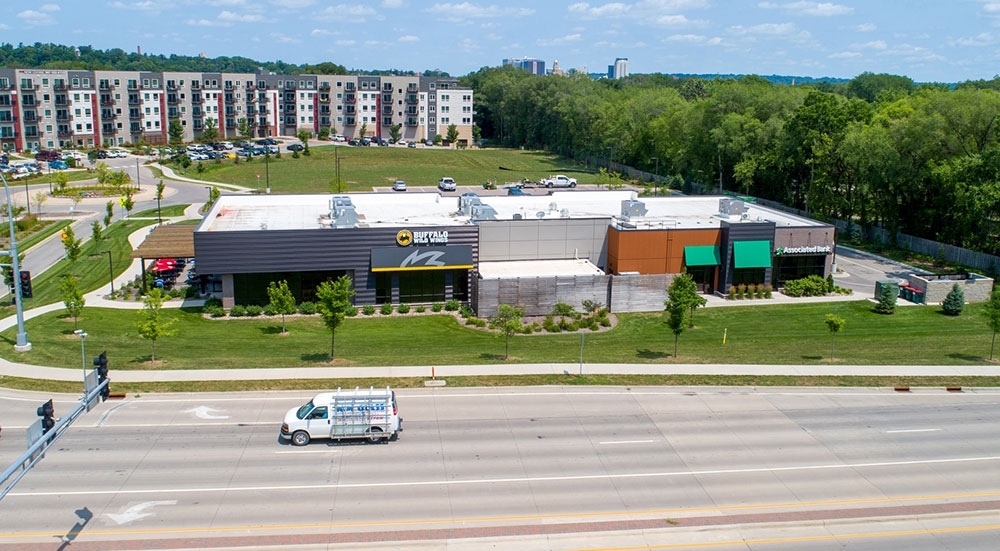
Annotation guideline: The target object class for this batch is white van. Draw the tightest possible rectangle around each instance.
[280,387,401,445]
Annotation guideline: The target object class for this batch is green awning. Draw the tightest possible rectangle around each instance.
[684,245,720,266]
[733,240,772,269]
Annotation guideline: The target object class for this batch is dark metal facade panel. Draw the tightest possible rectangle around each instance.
[194,225,479,274]
[719,221,777,291]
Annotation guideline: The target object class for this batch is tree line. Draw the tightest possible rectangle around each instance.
[463,67,1000,257]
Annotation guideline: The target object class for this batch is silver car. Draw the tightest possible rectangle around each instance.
[438,177,456,191]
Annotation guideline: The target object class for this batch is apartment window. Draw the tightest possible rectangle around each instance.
[429,83,436,90]
[74,108,82,116]
[462,117,471,124]
[442,117,449,124]
[73,93,80,101]
[83,78,90,87]
[299,80,305,88]
[144,93,150,100]
[72,78,80,87]
[143,79,150,88]
[441,94,450,101]
[114,79,120,86]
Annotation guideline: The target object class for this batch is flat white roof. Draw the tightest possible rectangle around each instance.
[198,190,825,232]
[478,259,605,279]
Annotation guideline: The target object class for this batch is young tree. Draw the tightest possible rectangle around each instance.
[315,275,355,359]
[61,225,82,266]
[317,127,330,141]
[119,190,135,219]
[446,123,459,145]
[664,273,700,357]
[201,117,220,143]
[875,284,896,314]
[942,283,965,316]
[155,179,165,224]
[983,286,1000,361]
[134,288,177,362]
[168,119,184,145]
[488,304,524,360]
[267,280,297,334]
[104,200,114,227]
[388,124,402,144]
[91,220,103,242]
[358,122,369,141]
[53,170,69,193]
[824,313,846,361]
[297,129,311,155]
[59,274,85,330]
[32,191,47,214]
[237,117,251,141]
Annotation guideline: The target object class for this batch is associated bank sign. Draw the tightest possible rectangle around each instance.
[774,245,832,255]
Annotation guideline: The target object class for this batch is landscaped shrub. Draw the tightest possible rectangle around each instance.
[465,317,487,327]
[362,304,376,315]
[728,285,738,299]
[552,301,577,317]
[783,275,829,297]
[431,302,444,312]
[380,303,394,315]
[229,304,247,317]
[597,315,611,327]
[459,305,474,318]
[245,305,263,317]
[263,303,278,316]
[184,285,199,299]
[415,305,426,313]
[204,297,223,309]
[345,305,359,317]
[397,303,410,314]
[298,301,317,315]
[942,283,965,316]
[205,305,226,318]
[764,284,773,298]
[543,315,560,332]
[581,299,604,313]
[444,299,460,311]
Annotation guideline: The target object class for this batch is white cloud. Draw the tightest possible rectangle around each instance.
[382,0,404,6]
[828,51,862,59]
[953,32,995,47]
[665,33,722,45]
[311,28,332,36]
[760,1,852,16]
[860,40,887,50]
[218,10,263,22]
[187,18,230,27]
[568,2,630,18]
[317,4,377,21]
[399,35,419,42]
[459,37,480,52]
[16,10,57,25]
[426,2,534,22]
[537,33,583,46]
[107,1,160,11]
[855,23,876,32]
[274,0,316,8]
[206,0,248,5]
[334,39,356,46]
[730,22,799,36]
[39,4,60,12]
[270,33,302,44]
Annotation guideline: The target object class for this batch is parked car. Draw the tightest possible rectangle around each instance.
[233,141,251,149]
[35,150,60,162]
[332,134,347,142]
[287,143,304,152]
[48,160,69,170]
[95,150,109,159]
[407,141,417,148]
[438,177,457,192]
[392,180,407,192]
[348,139,361,146]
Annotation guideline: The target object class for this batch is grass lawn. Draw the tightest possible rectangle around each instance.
[3,300,997,372]
[132,204,189,218]
[165,147,595,193]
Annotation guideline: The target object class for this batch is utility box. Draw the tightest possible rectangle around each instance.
[875,280,899,300]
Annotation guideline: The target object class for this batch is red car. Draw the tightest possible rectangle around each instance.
[34,150,60,162]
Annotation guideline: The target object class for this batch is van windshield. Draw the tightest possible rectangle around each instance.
[295,401,315,420]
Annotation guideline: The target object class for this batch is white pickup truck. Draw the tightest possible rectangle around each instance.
[539,174,577,188]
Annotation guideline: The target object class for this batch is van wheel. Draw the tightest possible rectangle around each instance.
[291,431,310,446]
[367,427,384,443]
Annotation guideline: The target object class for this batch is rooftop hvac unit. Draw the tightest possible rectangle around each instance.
[621,199,647,218]
[513,213,522,220]
[718,198,744,216]
[328,196,358,228]
[458,193,482,216]
[470,204,498,221]
[548,202,558,212]
[560,208,570,218]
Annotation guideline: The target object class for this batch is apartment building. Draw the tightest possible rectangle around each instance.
[0,68,474,151]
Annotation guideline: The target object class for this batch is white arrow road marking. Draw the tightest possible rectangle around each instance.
[106,500,177,525]
[185,406,229,420]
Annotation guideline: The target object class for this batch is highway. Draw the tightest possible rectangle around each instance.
[2,386,1000,549]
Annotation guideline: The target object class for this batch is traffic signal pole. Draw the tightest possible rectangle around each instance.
[0,368,109,500]
[0,172,30,351]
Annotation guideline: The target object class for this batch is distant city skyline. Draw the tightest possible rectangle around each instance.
[1,1,996,82]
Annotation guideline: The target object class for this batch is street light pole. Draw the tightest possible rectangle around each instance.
[264,148,270,194]
[650,157,659,197]
[22,178,29,215]
[135,158,140,191]
[74,329,87,385]
[1,172,30,351]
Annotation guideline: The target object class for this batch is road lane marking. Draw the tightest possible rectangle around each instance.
[275,449,341,454]
[12,454,1000,497]
[599,440,655,445]
[887,428,942,433]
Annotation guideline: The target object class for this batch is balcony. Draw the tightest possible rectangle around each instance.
[283,105,296,114]
[381,105,392,115]
[19,82,36,91]
[405,94,418,105]
[192,121,203,130]
[407,83,418,93]
[246,94,257,103]
[283,117,296,125]
[167,95,178,105]
[54,96,69,106]
[53,82,67,91]
[0,82,11,90]
[320,117,330,126]
[127,82,139,90]
[258,107,269,115]
[344,117,355,126]
[319,83,330,91]
[284,81,296,90]
[258,118,270,127]
[224,94,235,104]
[192,108,203,117]
[405,117,418,127]
[344,94,356,104]
[129,110,142,120]
[165,82,178,91]
[224,83,234,91]
[100,97,114,107]
[246,107,257,117]
[191,81,201,90]
[247,118,257,127]
[319,93,330,103]
[22,110,37,122]
[191,95,203,104]
[225,108,235,117]
[128,95,141,106]
[56,111,71,122]
[101,125,114,134]
[320,106,331,115]
[58,129,72,138]
[100,110,116,120]
[344,106,356,116]
[24,129,38,138]
[405,107,418,116]
[345,83,355,91]
[225,120,236,129]
[382,94,392,103]
[167,109,179,119]
[257,93,268,103]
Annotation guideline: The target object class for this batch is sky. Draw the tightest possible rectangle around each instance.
[1,0,998,83]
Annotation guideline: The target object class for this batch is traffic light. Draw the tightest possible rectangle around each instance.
[18,270,32,299]
[93,351,109,401]
[36,399,54,434]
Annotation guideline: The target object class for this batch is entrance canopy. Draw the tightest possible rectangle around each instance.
[733,240,772,269]
[684,245,720,267]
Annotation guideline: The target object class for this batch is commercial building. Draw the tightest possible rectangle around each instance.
[192,191,834,315]
[0,69,474,151]
[608,58,629,79]
[502,57,546,76]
